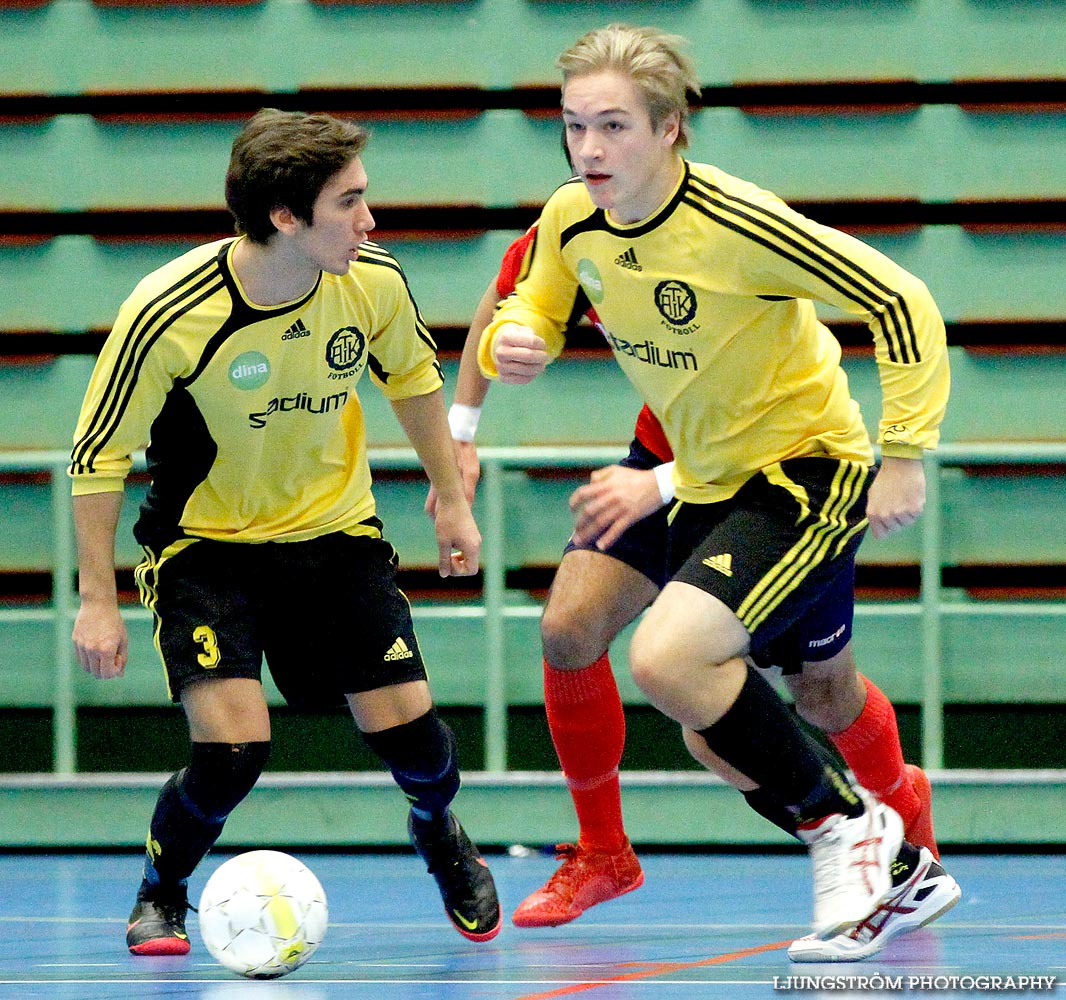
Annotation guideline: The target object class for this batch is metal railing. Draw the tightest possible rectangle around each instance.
[2,443,1064,775]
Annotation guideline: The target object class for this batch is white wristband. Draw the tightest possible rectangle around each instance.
[653,462,676,505]
[448,404,481,443]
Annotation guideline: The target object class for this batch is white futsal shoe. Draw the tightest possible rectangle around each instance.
[797,787,903,939]
[788,846,961,962]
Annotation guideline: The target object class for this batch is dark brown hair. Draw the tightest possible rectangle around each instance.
[225,108,370,244]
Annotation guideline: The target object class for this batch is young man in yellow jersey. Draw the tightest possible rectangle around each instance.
[478,25,958,956]
[70,108,500,954]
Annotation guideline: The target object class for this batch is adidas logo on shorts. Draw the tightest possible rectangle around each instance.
[702,553,733,577]
[384,637,415,661]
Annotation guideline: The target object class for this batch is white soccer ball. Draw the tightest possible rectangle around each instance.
[198,850,328,979]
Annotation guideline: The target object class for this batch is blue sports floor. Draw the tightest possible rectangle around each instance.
[0,850,1062,999]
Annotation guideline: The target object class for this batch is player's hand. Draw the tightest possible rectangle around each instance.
[72,601,129,680]
[569,464,665,551]
[866,455,925,539]
[425,440,480,516]
[492,323,548,384]
[431,496,481,577]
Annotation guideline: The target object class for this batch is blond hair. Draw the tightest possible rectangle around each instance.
[557,24,701,149]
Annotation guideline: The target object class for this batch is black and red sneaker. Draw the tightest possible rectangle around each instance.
[126,884,192,956]
[409,811,501,942]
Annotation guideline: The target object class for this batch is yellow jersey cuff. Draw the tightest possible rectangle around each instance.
[880,443,925,460]
[70,476,126,496]
[477,324,502,380]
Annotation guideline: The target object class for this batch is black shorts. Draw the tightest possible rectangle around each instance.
[135,524,427,708]
[563,437,670,588]
[668,457,872,674]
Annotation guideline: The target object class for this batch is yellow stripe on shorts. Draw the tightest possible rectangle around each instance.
[134,538,201,701]
[736,461,869,633]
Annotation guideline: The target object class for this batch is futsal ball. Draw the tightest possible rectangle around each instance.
[198,850,328,979]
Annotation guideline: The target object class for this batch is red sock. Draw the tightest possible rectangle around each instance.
[829,675,920,828]
[544,654,627,852]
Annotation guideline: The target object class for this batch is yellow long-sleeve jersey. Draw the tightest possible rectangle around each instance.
[70,237,443,548]
[481,162,949,503]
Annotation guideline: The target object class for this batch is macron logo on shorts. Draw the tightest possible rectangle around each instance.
[808,623,847,650]
[702,553,733,577]
[384,637,415,661]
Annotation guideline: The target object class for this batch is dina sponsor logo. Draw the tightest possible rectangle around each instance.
[577,258,604,304]
[229,351,271,390]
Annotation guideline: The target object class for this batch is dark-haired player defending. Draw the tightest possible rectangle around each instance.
[70,108,500,955]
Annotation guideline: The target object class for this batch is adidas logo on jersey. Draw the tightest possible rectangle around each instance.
[282,318,311,341]
[702,553,733,577]
[384,637,415,661]
[614,247,642,271]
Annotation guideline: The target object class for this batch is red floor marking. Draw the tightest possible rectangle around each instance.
[512,938,794,999]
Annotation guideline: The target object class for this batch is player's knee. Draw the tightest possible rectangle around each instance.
[362,709,460,817]
[628,621,679,704]
[792,681,849,732]
[540,601,606,668]
[180,740,271,823]
[790,665,864,732]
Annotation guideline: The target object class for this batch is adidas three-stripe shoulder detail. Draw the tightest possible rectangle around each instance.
[70,258,225,475]
[684,175,920,365]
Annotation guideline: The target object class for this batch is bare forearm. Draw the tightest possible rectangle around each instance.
[71,489,129,678]
[72,491,123,606]
[391,390,467,502]
[454,282,498,410]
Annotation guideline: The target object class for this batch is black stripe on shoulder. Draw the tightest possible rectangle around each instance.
[71,256,226,474]
[356,244,437,353]
[686,177,919,363]
[367,351,388,384]
[560,208,609,250]
[356,241,399,267]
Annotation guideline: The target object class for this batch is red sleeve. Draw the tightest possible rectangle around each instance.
[496,226,538,299]
[634,404,673,463]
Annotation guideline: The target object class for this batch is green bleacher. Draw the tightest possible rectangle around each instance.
[0,0,1064,847]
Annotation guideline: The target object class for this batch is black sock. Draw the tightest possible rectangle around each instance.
[697,667,863,819]
[142,740,270,891]
[361,708,460,824]
[743,787,799,839]
[741,736,848,839]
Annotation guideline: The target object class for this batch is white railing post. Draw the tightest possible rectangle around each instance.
[919,450,946,770]
[50,458,77,775]
[480,457,508,773]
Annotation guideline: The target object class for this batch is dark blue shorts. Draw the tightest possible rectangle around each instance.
[136,523,428,708]
[668,457,871,673]
[563,437,670,589]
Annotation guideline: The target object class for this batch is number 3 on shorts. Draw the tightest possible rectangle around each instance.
[193,625,220,668]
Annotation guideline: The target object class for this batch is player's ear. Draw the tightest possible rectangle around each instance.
[269,205,298,235]
[660,110,681,148]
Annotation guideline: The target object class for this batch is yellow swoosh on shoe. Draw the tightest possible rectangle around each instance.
[452,910,479,931]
